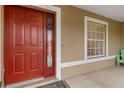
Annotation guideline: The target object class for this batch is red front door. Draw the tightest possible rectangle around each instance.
[4,6,55,85]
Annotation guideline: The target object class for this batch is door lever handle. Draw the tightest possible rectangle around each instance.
[40,46,43,49]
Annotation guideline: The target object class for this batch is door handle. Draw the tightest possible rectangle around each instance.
[39,41,43,49]
[40,46,43,49]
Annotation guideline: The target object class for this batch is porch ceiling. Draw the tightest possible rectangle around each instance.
[73,5,124,22]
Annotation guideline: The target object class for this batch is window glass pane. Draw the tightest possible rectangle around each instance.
[91,41,95,48]
[91,49,95,56]
[88,32,91,38]
[97,33,99,39]
[99,32,103,39]
[100,49,103,55]
[87,49,91,56]
[95,49,99,55]
[100,41,103,47]
[88,41,91,49]
[87,21,106,58]
[92,32,96,39]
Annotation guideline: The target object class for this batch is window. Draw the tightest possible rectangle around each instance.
[47,15,53,67]
[84,16,108,59]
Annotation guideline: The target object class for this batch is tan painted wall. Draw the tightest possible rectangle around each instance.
[62,59,115,79]
[60,5,122,62]
[59,5,122,79]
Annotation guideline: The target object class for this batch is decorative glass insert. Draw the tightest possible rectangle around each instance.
[47,17,53,67]
[47,17,53,31]
[87,21,106,58]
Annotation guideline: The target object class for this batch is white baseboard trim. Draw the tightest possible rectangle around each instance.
[61,55,116,68]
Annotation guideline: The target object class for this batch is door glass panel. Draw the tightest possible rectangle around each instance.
[47,16,53,67]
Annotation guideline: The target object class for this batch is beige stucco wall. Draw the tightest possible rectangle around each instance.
[60,5,122,62]
[60,6,122,79]
[62,59,115,79]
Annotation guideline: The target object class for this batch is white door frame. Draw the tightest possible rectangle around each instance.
[0,5,61,87]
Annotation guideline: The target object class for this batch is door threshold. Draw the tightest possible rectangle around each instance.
[6,77,44,88]
[6,76,59,88]
[25,77,59,88]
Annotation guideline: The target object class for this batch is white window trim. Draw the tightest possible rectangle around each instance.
[84,16,108,62]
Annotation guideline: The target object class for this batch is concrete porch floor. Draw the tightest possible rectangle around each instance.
[65,66,124,88]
